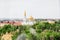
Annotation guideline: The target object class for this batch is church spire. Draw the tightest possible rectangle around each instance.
[24,10,27,22]
[24,10,26,17]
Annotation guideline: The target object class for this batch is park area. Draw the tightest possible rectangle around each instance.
[0,20,60,40]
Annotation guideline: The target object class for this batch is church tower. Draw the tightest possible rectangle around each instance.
[24,10,27,22]
[24,10,26,19]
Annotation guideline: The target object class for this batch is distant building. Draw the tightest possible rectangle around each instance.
[0,10,36,26]
[22,10,36,25]
[0,20,22,26]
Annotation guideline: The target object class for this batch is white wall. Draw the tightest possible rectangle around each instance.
[0,0,59,19]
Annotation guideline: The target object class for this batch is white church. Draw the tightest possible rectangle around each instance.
[22,10,36,25]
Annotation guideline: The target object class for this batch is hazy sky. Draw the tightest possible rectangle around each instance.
[0,0,60,19]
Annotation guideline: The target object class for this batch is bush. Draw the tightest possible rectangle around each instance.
[0,20,60,40]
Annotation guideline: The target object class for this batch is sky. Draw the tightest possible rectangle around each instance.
[0,0,60,19]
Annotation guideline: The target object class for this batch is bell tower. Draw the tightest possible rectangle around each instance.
[24,10,27,22]
[24,10,26,19]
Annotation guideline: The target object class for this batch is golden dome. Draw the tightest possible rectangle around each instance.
[28,16,34,21]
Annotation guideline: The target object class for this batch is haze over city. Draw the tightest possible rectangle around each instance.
[0,0,60,19]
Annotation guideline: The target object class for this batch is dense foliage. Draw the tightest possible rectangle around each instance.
[0,20,60,40]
